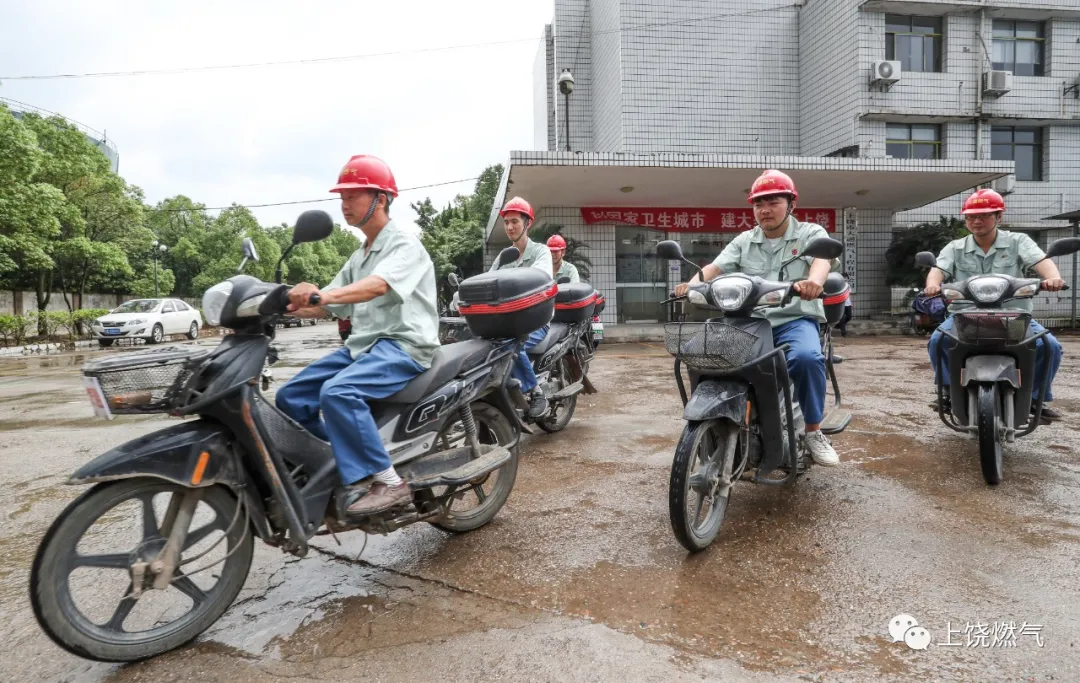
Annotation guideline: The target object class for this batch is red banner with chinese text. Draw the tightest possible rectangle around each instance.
[580,207,838,233]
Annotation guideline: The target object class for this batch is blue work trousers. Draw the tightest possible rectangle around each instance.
[275,340,425,485]
[774,318,827,426]
[511,325,549,393]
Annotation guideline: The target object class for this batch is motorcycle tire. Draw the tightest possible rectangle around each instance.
[30,479,254,662]
[669,419,737,553]
[976,385,1004,486]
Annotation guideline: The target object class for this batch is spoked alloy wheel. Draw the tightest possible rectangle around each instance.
[669,419,738,552]
[30,480,253,662]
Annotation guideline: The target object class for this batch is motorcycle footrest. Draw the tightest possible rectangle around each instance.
[820,410,852,435]
[407,445,512,489]
[550,381,584,401]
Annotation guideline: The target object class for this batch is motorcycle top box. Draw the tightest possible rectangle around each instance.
[553,283,597,324]
[458,268,556,339]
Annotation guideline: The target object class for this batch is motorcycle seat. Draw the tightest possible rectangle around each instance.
[527,322,570,358]
[382,339,492,403]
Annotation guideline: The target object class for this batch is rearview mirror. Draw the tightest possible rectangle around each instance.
[656,240,685,261]
[241,237,259,262]
[448,272,459,288]
[800,237,844,261]
[915,251,938,268]
[1046,237,1080,259]
[293,210,335,244]
[557,276,571,284]
[497,247,520,267]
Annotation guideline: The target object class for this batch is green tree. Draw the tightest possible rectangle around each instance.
[885,216,967,287]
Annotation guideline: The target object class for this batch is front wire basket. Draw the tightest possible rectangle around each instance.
[82,346,211,414]
[664,322,761,371]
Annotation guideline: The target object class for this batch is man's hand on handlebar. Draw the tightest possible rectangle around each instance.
[674,282,690,297]
[286,283,323,312]
[793,279,824,301]
[923,284,941,297]
[1042,277,1066,292]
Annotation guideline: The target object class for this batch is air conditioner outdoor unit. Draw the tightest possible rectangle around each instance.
[870,60,902,86]
[992,174,1016,195]
[983,70,1013,96]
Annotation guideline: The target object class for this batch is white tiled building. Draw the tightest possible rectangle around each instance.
[489,0,1080,327]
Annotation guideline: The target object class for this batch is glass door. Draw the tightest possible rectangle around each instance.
[616,227,667,323]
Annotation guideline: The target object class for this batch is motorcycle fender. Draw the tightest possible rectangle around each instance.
[960,355,1019,389]
[683,380,749,423]
[68,420,242,488]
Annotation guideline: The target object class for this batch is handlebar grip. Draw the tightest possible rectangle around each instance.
[309,293,322,306]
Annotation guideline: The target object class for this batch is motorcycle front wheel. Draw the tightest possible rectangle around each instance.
[669,419,738,552]
[976,385,1004,485]
[30,479,253,662]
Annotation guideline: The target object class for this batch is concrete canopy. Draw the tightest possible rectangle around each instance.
[485,151,1013,245]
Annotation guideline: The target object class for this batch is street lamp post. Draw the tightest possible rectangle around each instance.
[151,240,168,297]
[558,69,575,152]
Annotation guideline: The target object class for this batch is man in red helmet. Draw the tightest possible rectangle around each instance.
[925,188,1065,420]
[675,169,841,466]
[491,196,554,418]
[275,155,441,514]
[547,234,581,283]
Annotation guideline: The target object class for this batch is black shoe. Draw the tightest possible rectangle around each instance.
[930,395,952,412]
[1033,405,1063,422]
[527,389,549,419]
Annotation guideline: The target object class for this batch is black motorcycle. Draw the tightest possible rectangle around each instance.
[657,238,850,552]
[443,272,597,434]
[30,212,541,662]
[916,237,1080,485]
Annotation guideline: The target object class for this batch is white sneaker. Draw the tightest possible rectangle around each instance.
[804,431,839,466]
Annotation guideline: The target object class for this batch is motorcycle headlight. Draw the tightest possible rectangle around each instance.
[968,276,1009,304]
[236,294,268,318]
[1013,283,1040,298]
[711,277,754,311]
[201,281,234,326]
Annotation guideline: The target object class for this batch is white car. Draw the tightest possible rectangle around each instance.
[91,298,203,347]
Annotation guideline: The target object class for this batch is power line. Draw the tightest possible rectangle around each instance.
[1,4,800,81]
[148,177,479,212]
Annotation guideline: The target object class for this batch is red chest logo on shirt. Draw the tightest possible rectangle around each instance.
[792,249,798,256]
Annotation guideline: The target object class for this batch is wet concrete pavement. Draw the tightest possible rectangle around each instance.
[3,324,1080,682]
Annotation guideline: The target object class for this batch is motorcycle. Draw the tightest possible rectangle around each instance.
[915,237,1080,485]
[443,273,598,434]
[657,237,850,552]
[30,211,540,662]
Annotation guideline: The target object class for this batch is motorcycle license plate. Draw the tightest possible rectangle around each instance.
[592,323,604,339]
[83,376,114,421]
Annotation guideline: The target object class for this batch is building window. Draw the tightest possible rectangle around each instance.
[826,145,860,158]
[886,123,942,159]
[991,127,1044,181]
[992,20,1045,77]
[885,15,943,73]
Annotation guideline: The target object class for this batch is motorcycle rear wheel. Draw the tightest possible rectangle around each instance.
[669,419,738,553]
[30,480,253,662]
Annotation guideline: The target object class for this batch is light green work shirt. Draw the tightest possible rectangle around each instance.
[712,217,840,327]
[323,221,440,368]
[934,229,1046,313]
[490,238,553,275]
[555,260,581,283]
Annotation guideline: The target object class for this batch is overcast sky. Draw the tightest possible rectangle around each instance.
[0,0,552,237]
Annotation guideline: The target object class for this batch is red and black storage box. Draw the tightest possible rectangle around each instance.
[593,293,606,317]
[821,273,850,326]
[458,269,556,339]
[553,283,597,323]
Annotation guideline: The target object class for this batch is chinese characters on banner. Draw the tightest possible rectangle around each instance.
[842,208,857,293]
[580,207,839,233]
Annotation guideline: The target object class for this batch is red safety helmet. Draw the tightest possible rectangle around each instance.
[500,196,534,222]
[962,188,1006,215]
[748,169,799,203]
[546,234,567,251]
[330,155,398,196]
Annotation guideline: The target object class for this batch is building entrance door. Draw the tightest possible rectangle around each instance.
[616,227,667,323]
